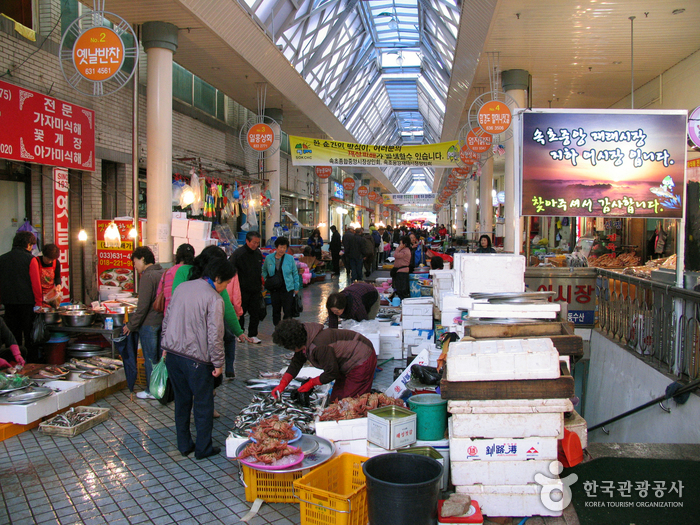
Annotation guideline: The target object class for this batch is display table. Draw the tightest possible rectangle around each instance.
[47,324,123,358]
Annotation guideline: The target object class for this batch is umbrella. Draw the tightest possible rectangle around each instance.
[114,331,140,392]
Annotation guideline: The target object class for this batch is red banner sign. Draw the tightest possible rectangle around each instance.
[478,100,512,135]
[343,177,356,191]
[315,166,332,178]
[95,219,144,292]
[466,129,492,153]
[357,185,369,197]
[247,123,274,151]
[459,145,479,165]
[53,168,70,301]
[368,191,378,201]
[0,79,95,170]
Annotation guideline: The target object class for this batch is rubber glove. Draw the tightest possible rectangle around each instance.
[271,373,294,399]
[0,358,11,369]
[297,376,322,393]
[10,345,25,367]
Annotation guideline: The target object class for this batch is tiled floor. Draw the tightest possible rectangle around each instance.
[0,274,401,525]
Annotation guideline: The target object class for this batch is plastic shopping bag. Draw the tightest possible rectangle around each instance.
[150,357,169,400]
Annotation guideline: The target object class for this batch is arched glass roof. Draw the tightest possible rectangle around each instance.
[239,0,460,190]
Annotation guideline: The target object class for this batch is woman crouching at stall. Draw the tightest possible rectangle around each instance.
[161,258,234,460]
[271,319,377,401]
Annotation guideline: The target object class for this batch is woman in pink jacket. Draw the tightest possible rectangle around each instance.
[392,235,412,300]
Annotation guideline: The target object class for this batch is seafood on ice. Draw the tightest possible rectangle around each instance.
[319,392,406,421]
[249,416,297,442]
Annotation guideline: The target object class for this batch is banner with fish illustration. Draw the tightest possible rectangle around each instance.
[289,135,460,168]
[520,110,687,218]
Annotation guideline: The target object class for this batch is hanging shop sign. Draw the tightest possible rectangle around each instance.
[315,166,332,178]
[357,186,369,197]
[332,181,344,199]
[368,191,378,201]
[343,177,356,191]
[478,100,512,134]
[95,219,145,291]
[520,109,687,218]
[247,123,275,151]
[382,210,390,218]
[459,145,479,165]
[383,193,436,205]
[0,79,95,171]
[59,11,138,97]
[466,129,492,153]
[53,168,70,301]
[289,135,460,168]
[525,269,597,326]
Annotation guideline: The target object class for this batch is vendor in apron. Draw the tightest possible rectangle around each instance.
[30,243,62,307]
[271,319,377,401]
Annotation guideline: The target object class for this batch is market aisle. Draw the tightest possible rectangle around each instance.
[0,275,396,525]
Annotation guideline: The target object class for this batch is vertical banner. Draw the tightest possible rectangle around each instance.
[53,168,70,301]
[95,219,144,292]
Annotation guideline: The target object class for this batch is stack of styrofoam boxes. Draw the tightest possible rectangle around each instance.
[171,215,217,255]
[445,338,571,517]
[404,327,434,358]
[402,297,434,357]
[378,324,403,361]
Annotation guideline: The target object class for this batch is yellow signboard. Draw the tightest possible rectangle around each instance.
[289,135,460,168]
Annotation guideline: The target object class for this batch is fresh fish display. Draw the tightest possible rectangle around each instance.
[85,357,119,370]
[79,369,111,379]
[258,371,283,379]
[232,393,318,437]
[69,358,104,370]
[48,408,97,427]
[90,356,123,368]
[245,378,302,392]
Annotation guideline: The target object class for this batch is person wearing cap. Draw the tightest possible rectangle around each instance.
[271,319,377,401]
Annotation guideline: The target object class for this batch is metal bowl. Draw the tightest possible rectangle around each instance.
[60,311,95,327]
[60,304,87,311]
[37,308,61,325]
[94,305,135,327]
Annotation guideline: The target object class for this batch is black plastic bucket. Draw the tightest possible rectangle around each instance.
[362,452,443,525]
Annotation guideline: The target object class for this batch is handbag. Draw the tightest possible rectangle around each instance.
[31,314,50,345]
[264,255,287,291]
[292,293,303,317]
[152,271,168,313]
[390,266,406,279]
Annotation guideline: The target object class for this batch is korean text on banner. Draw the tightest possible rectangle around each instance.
[53,168,70,302]
[289,135,461,168]
[521,110,687,218]
[0,79,95,171]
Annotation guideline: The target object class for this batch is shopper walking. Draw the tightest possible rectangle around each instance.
[229,231,264,343]
[123,247,165,400]
[343,227,363,283]
[262,237,301,326]
[162,258,234,460]
[329,225,342,276]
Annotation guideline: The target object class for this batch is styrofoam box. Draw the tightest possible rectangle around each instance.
[402,303,433,317]
[367,442,402,457]
[445,338,560,382]
[365,332,380,355]
[449,419,558,461]
[403,328,433,348]
[44,380,86,410]
[172,211,187,219]
[187,219,212,240]
[379,339,403,360]
[448,398,573,414]
[440,293,473,311]
[565,410,588,449]
[226,435,248,458]
[379,325,402,344]
[189,237,218,255]
[455,481,565,517]
[451,458,554,486]
[314,417,368,441]
[403,315,433,330]
[458,254,526,296]
[451,412,564,439]
[0,392,59,425]
[334,439,370,457]
[441,310,461,326]
[172,236,188,252]
[171,218,189,237]
[429,269,454,290]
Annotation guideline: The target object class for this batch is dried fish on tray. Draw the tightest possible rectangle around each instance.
[231,394,319,437]
[39,406,110,437]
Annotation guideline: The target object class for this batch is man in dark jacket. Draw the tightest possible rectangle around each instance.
[229,231,264,343]
[329,225,342,276]
[343,227,363,283]
[357,227,375,277]
[0,231,42,359]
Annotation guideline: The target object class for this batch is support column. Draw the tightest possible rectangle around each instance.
[319,178,329,240]
[265,109,283,243]
[143,22,178,262]
[374,201,380,225]
[467,180,477,241]
[480,156,494,239]
[456,190,464,236]
[502,69,529,253]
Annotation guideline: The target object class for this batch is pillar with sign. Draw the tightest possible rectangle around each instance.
[264,109,283,243]
[502,69,528,253]
[316,167,332,240]
[480,156,494,239]
[143,22,178,263]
